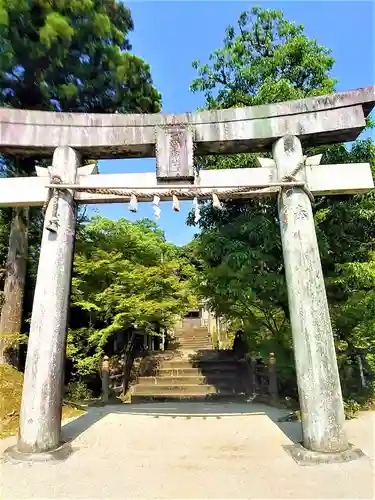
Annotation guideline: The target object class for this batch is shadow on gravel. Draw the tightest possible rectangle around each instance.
[62,401,302,445]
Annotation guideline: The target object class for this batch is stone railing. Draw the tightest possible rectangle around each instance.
[101,347,142,401]
[101,350,170,401]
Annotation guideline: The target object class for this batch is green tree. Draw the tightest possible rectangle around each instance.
[189,6,375,402]
[0,0,161,112]
[68,217,196,378]
[191,5,336,109]
[0,0,161,363]
[190,5,337,173]
[188,4,338,334]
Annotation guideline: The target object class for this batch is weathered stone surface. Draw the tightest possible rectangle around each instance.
[4,441,74,464]
[0,162,372,207]
[155,124,194,180]
[274,135,349,454]
[284,442,365,466]
[17,146,80,454]
[0,86,373,158]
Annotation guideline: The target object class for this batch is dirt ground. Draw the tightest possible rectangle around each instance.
[1,402,374,499]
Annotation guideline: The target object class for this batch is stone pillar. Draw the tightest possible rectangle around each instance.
[101,356,110,404]
[274,135,348,454]
[17,147,80,454]
[268,352,278,404]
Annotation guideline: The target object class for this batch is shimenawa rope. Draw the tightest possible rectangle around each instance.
[43,159,313,232]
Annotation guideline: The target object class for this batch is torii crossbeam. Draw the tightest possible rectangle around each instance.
[1,85,374,465]
[0,161,372,207]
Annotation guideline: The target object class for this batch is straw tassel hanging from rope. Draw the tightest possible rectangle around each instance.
[212,192,223,210]
[193,197,201,223]
[172,194,180,212]
[128,193,138,212]
[153,195,161,219]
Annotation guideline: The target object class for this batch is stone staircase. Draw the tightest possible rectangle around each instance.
[131,319,243,401]
[173,321,213,351]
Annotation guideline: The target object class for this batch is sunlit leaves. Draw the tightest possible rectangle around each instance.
[58,82,78,98]
[0,1,8,25]
[39,12,74,48]
[190,5,336,109]
[189,5,375,379]
[68,217,197,376]
[92,13,111,37]
[0,0,161,113]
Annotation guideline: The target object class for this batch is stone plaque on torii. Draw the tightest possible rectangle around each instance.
[0,86,374,464]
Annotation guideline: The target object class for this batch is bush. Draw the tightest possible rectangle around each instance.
[119,391,132,403]
[343,399,361,420]
[65,380,93,402]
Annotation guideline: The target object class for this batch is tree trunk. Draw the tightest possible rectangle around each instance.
[357,355,367,388]
[0,207,28,366]
[122,332,136,395]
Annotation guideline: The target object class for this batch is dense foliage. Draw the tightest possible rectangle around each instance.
[0,0,161,362]
[191,5,336,108]
[67,217,196,378]
[0,0,161,112]
[189,6,375,403]
[0,3,373,411]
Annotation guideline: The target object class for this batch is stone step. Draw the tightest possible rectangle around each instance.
[181,319,202,326]
[178,350,214,354]
[176,338,211,344]
[175,350,215,355]
[180,336,211,339]
[131,394,247,402]
[192,355,238,363]
[176,336,210,340]
[156,367,236,376]
[174,334,209,338]
[159,360,239,370]
[174,328,209,335]
[177,343,212,349]
[133,384,236,395]
[175,339,212,346]
[177,346,212,350]
[172,334,209,338]
[191,350,237,360]
[137,375,237,385]
[168,345,213,352]
[176,340,211,345]
[177,327,209,331]
[182,343,212,346]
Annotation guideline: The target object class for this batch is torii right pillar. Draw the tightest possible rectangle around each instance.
[273,135,363,464]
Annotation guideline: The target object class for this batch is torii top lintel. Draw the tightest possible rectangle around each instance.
[0,86,374,163]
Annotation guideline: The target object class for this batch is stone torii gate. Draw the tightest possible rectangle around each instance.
[1,86,374,464]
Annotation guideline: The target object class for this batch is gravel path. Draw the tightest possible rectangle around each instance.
[1,402,374,499]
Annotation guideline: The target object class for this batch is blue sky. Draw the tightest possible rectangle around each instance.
[91,1,375,246]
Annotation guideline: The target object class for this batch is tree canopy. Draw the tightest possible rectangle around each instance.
[0,3,373,407]
[67,217,196,376]
[0,0,162,364]
[0,0,161,112]
[188,6,375,399]
[191,5,336,110]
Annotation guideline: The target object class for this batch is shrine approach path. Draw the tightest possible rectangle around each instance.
[0,402,374,499]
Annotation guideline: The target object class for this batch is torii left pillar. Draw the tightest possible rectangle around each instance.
[12,147,80,457]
